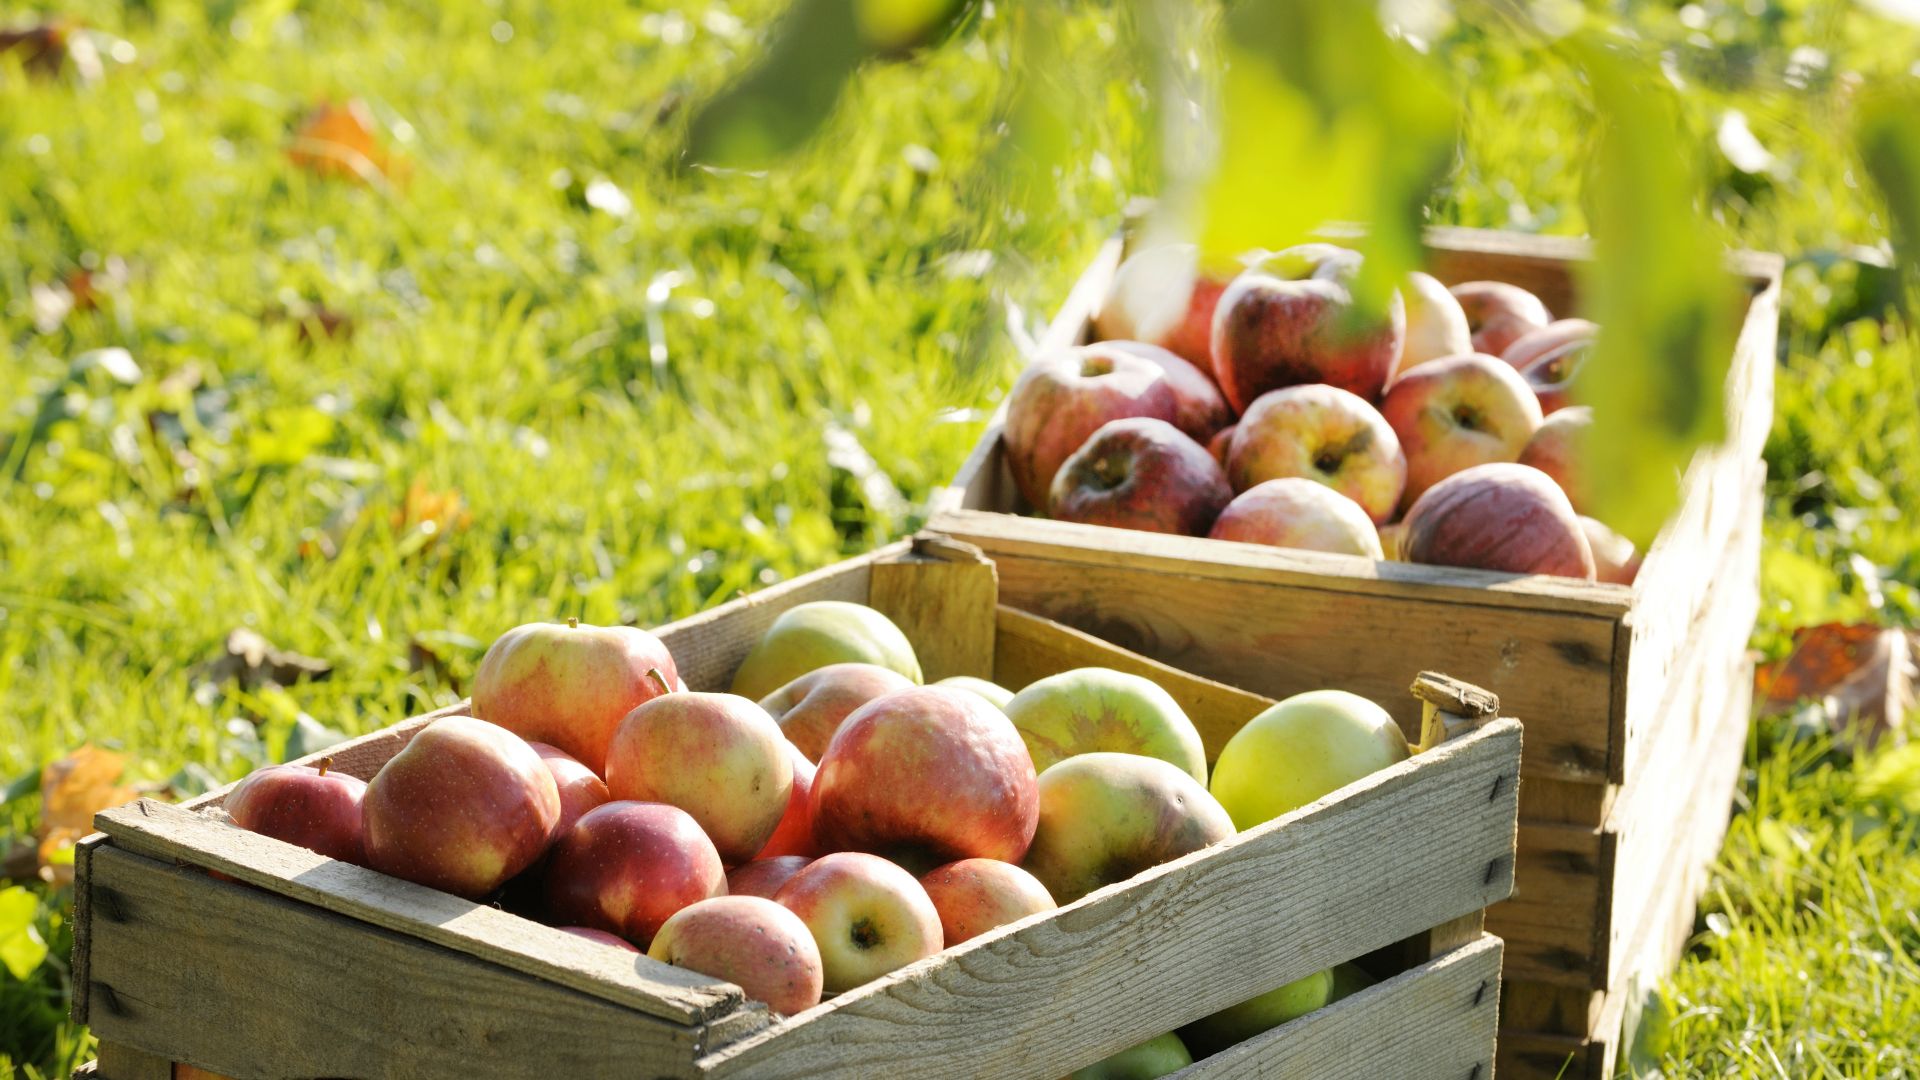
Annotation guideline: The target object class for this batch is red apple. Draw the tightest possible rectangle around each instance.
[759,663,915,761]
[544,801,726,947]
[1402,463,1596,579]
[605,689,792,865]
[1503,318,1597,414]
[1581,517,1642,585]
[1101,341,1233,443]
[774,851,943,993]
[471,618,679,774]
[1379,353,1543,512]
[754,741,819,860]
[225,758,368,866]
[918,858,1056,947]
[1450,281,1550,356]
[1226,384,1407,524]
[1518,405,1591,511]
[1002,345,1180,509]
[1210,245,1405,411]
[1209,478,1384,558]
[1395,271,1473,376]
[649,896,825,1016]
[728,855,815,899]
[1092,243,1232,376]
[362,716,561,900]
[812,687,1039,866]
[527,742,609,841]
[558,926,640,952]
[1207,424,1236,466]
[1048,417,1232,536]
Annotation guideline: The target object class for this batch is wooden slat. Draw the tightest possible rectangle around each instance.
[696,719,1520,1080]
[91,800,742,1025]
[867,535,999,682]
[1501,979,1606,1039]
[84,847,710,1079]
[1486,822,1608,960]
[1497,1031,1597,1080]
[93,1041,170,1080]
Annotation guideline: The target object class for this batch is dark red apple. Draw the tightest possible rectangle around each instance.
[1002,345,1180,509]
[1210,245,1406,411]
[1450,281,1551,356]
[754,741,819,860]
[1048,417,1231,536]
[760,663,915,761]
[527,742,609,841]
[1503,319,1597,414]
[728,854,815,899]
[225,758,368,866]
[544,801,726,947]
[1101,341,1233,443]
[1402,463,1596,579]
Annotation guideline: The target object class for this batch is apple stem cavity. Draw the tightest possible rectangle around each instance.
[646,667,672,695]
[849,917,880,950]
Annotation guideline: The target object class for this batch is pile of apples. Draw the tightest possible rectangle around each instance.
[216,599,1413,1059]
[1005,241,1639,584]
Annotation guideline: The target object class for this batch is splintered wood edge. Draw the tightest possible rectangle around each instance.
[1411,672,1500,719]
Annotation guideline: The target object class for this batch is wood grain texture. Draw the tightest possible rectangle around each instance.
[1486,822,1611,985]
[697,719,1521,1080]
[85,847,709,1079]
[91,799,742,1025]
[1497,1031,1596,1080]
[1501,979,1606,1039]
[92,1041,170,1080]
[867,535,998,682]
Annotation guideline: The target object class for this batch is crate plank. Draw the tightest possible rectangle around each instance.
[867,535,999,682]
[93,1042,170,1080]
[696,719,1520,1080]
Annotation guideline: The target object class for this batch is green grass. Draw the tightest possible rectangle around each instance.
[3,1,1918,1076]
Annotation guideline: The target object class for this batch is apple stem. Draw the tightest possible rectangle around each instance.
[317,756,333,778]
[567,616,579,629]
[646,668,672,695]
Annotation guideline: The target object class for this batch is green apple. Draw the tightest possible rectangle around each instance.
[1022,752,1233,904]
[1178,968,1334,1058]
[1003,668,1207,784]
[729,601,922,702]
[934,675,1015,711]
[1209,690,1408,830]
[1066,1032,1193,1079]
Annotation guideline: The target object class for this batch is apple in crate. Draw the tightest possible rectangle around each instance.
[1503,318,1597,414]
[1394,271,1473,376]
[1067,1032,1193,1080]
[1210,244,1405,411]
[1378,352,1543,511]
[527,742,609,840]
[730,601,922,702]
[649,896,825,1016]
[1022,753,1234,904]
[1206,423,1236,466]
[1209,478,1384,559]
[1048,418,1232,537]
[558,926,639,952]
[1226,384,1406,524]
[919,858,1056,946]
[1450,280,1550,356]
[1003,667,1207,783]
[225,758,368,866]
[728,855,815,900]
[1210,691,1408,829]
[754,741,819,859]
[471,617,678,774]
[933,675,1015,710]
[760,662,915,761]
[1518,405,1591,511]
[1402,462,1596,579]
[1092,243,1233,376]
[1003,344,1180,510]
[1102,340,1234,443]
[361,717,560,900]
[545,801,725,947]
[1179,969,1335,1058]
[774,851,944,993]
[1581,517,1643,585]
[812,687,1039,866]
[605,686,792,865]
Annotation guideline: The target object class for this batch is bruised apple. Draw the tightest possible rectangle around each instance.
[471,617,678,774]
[650,896,825,1016]
[1048,418,1232,537]
[544,801,726,947]
[1021,753,1233,904]
[1226,384,1406,524]
[605,685,792,865]
[1002,345,1180,510]
[1209,478,1384,559]
[1402,463,1595,580]
[225,758,368,866]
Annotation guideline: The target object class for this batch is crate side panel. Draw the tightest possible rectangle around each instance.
[655,550,889,691]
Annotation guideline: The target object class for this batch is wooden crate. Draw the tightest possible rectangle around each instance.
[929,228,1779,1075]
[73,537,1522,1080]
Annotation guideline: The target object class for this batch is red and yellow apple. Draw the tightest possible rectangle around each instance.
[918,858,1056,946]
[728,854,815,899]
[1503,318,1597,414]
[1102,340,1234,443]
[1581,517,1642,585]
[1048,417,1232,537]
[1394,271,1473,376]
[1226,384,1407,524]
[1518,405,1591,511]
[760,662,916,761]
[1092,243,1233,376]
[605,689,792,865]
[1002,345,1180,510]
[1021,753,1234,904]
[225,759,368,866]
[774,851,944,993]
[730,601,922,702]
[1209,691,1408,829]
[1002,667,1207,783]
[544,801,726,947]
[1378,352,1543,512]
[528,742,609,841]
[1208,478,1384,559]
[1450,280,1550,356]
[1207,423,1236,467]
[649,895,825,1016]
[1211,246,1406,410]
[753,741,819,860]
[471,618,678,774]
[1402,462,1596,580]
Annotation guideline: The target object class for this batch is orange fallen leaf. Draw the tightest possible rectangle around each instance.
[1755,622,1914,750]
[0,21,73,77]
[392,479,470,534]
[37,745,139,886]
[287,99,409,186]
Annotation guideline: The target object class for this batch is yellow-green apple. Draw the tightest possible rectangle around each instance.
[759,662,916,760]
[728,854,814,899]
[543,801,725,947]
[918,858,1056,946]
[1048,418,1232,537]
[933,675,1014,711]
[1394,272,1473,377]
[362,717,560,899]
[1378,520,1408,560]
[1178,969,1334,1057]
[1103,340,1233,443]
[1210,691,1408,829]
[471,617,678,774]
[1003,345,1182,510]
[1226,385,1407,524]
[648,895,825,1016]
[1022,753,1234,904]
[1450,281,1550,356]
[730,601,922,702]
[225,759,367,866]
[773,851,944,993]
[1518,405,1590,511]
[1402,462,1596,579]
[1379,353,1544,512]
[557,926,640,952]
[605,687,792,865]
[1207,423,1236,466]
[1209,478,1384,558]
[1580,517,1642,585]
[1210,245,1406,411]
[1002,667,1207,783]
[1093,243,1234,376]
[1503,318,1597,414]
[812,687,1039,866]
[527,742,609,841]
[1067,1033,1193,1080]
[754,741,818,859]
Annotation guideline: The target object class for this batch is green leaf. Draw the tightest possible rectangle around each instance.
[282,713,350,762]
[0,887,48,982]
[1855,82,1920,313]
[246,406,337,469]
[0,767,40,806]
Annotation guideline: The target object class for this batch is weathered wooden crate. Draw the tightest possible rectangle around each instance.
[73,537,1522,1080]
[929,227,1779,1076]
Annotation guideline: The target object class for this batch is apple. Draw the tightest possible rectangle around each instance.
[1402,462,1596,579]
[1226,384,1407,524]
[557,926,640,952]
[1003,667,1207,783]
[728,854,815,899]
[1208,478,1384,559]
[1450,281,1550,356]
[1207,424,1236,467]
[224,758,368,866]
[1092,243,1232,376]
[471,617,678,774]
[1503,318,1597,414]
[649,895,825,1016]
[1394,272,1474,377]
[1378,353,1543,512]
[1330,962,1376,1002]
[918,858,1056,946]
[361,717,560,900]
[754,740,819,859]
[544,801,726,947]
[1002,345,1181,510]
[1581,517,1643,585]
[1518,405,1591,511]
[933,675,1015,711]
[1378,520,1408,561]
[527,742,609,841]
[1048,417,1232,537]
[812,687,1039,866]
[1067,1033,1194,1079]
[730,601,922,702]
[1102,340,1234,443]
[1210,690,1408,830]
[605,686,792,865]
[1210,245,1405,411]
[759,663,916,761]
[774,851,943,993]
[1022,753,1234,904]
[1178,969,1335,1058]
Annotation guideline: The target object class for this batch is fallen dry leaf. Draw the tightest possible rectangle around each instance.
[38,746,138,885]
[264,300,354,344]
[1,21,74,77]
[1755,622,1914,751]
[192,628,334,692]
[287,99,409,186]
[391,478,470,552]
